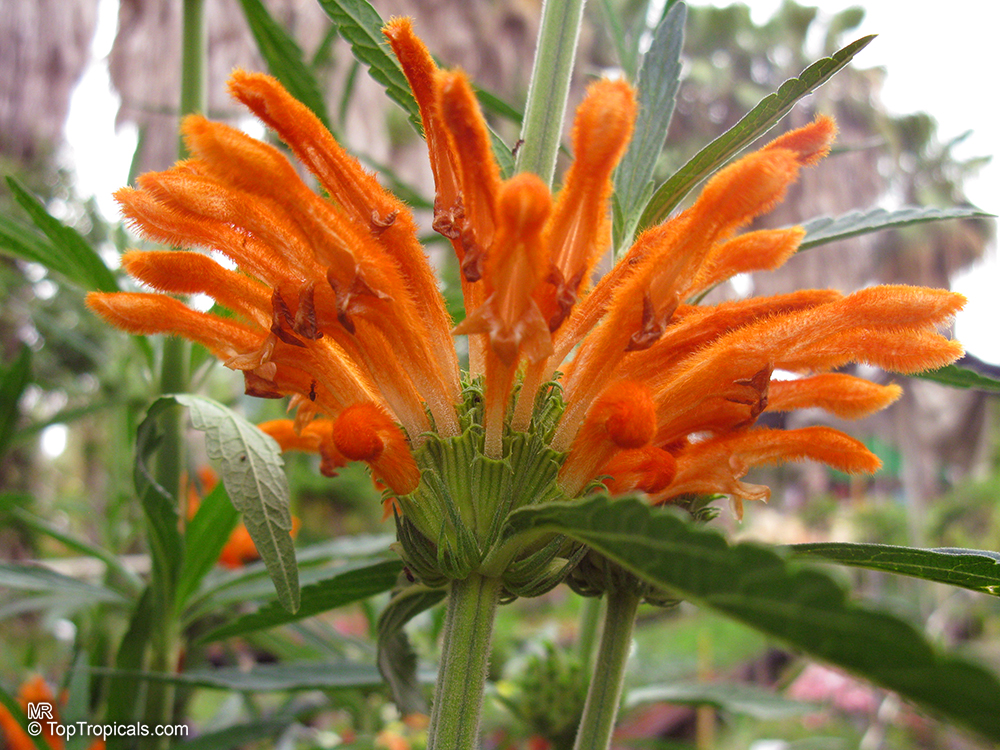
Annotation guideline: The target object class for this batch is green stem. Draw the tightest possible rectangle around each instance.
[140,3,203,748]
[577,595,603,675]
[516,0,587,187]
[573,586,640,750]
[427,573,503,750]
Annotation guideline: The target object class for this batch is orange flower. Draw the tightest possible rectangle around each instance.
[0,676,104,750]
[89,17,963,543]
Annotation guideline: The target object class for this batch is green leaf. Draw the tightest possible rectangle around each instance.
[1,499,142,594]
[0,211,77,278]
[172,394,300,613]
[597,0,637,81]
[613,1,686,250]
[174,480,241,612]
[377,581,446,714]
[637,35,875,231]
[92,660,414,691]
[315,0,420,126]
[627,682,818,719]
[797,206,995,252]
[5,176,119,292]
[790,543,1000,595]
[172,717,293,750]
[0,681,51,750]
[0,345,31,460]
[317,0,515,177]
[134,400,186,618]
[0,562,127,603]
[913,363,1000,392]
[237,0,332,127]
[105,587,156,744]
[199,558,402,643]
[504,495,1000,741]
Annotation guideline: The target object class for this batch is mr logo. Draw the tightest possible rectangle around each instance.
[28,702,54,721]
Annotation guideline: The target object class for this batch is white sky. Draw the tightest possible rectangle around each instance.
[62,0,999,363]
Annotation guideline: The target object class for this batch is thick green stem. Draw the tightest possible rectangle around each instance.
[427,573,503,750]
[516,0,587,187]
[573,587,640,750]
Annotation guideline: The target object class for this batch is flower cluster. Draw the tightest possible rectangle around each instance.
[88,20,962,565]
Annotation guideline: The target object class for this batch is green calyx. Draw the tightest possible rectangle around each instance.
[392,377,583,596]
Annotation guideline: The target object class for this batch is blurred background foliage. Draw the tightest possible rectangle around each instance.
[1,0,999,748]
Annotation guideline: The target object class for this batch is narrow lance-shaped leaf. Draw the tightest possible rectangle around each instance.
[914,362,1000,392]
[316,0,515,176]
[315,0,420,126]
[638,34,875,231]
[378,580,447,714]
[790,543,1000,595]
[627,682,819,719]
[6,176,119,293]
[504,495,1000,742]
[0,346,31,461]
[198,559,402,643]
[796,205,995,252]
[172,394,300,613]
[174,480,241,612]
[237,0,333,128]
[90,661,401,692]
[613,1,686,251]
[134,399,186,617]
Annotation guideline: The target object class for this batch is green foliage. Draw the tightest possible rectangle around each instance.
[377,580,446,714]
[0,346,31,461]
[626,682,818,719]
[612,1,686,252]
[797,206,996,252]
[791,543,1000,595]
[505,495,1000,742]
[638,34,874,231]
[199,559,402,642]
[915,363,1000,392]
[173,480,240,613]
[3,177,118,293]
[236,0,332,128]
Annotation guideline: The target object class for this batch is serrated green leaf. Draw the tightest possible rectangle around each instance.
[315,0,420,126]
[174,480,241,612]
[6,176,118,292]
[0,681,51,750]
[316,0,514,176]
[627,682,818,719]
[913,363,1000,392]
[797,206,994,251]
[0,345,31,460]
[172,394,300,613]
[378,581,446,714]
[504,495,1000,741]
[199,558,402,643]
[638,35,874,231]
[790,543,1000,595]
[237,0,332,128]
[613,1,686,250]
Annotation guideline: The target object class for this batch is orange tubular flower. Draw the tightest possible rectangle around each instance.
[89,18,964,585]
